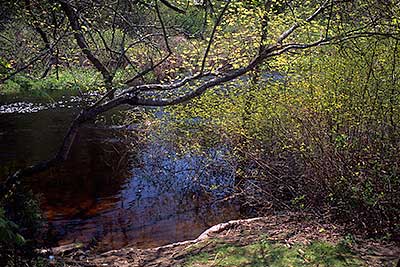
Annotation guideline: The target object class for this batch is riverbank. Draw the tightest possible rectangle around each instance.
[0,69,102,98]
[52,213,400,267]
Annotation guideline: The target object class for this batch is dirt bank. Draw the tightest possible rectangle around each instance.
[53,213,400,267]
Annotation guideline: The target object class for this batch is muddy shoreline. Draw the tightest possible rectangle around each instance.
[49,213,400,267]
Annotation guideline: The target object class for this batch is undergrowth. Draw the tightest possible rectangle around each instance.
[150,38,400,239]
[0,188,47,267]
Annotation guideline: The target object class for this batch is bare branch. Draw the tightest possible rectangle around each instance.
[200,0,231,74]
[124,71,213,93]
[159,0,186,14]
[59,0,113,90]
[0,32,68,83]
[124,0,172,85]
[277,0,330,43]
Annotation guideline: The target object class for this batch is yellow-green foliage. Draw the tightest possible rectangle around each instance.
[160,37,400,235]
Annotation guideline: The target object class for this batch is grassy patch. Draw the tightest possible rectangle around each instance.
[0,68,103,98]
[185,240,365,267]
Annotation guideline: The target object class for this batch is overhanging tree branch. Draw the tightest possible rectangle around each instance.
[1,0,399,201]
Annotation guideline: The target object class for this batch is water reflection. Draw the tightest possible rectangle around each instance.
[0,100,240,251]
[38,130,238,250]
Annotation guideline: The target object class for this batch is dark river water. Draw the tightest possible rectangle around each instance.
[0,95,240,251]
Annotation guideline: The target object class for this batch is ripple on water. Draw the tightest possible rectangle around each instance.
[0,94,241,251]
[0,92,100,114]
[0,102,48,114]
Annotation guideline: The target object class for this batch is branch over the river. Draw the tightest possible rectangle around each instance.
[1,0,399,200]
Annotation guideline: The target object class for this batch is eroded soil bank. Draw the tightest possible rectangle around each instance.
[51,213,400,267]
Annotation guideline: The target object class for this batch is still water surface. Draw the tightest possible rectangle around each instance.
[0,95,240,250]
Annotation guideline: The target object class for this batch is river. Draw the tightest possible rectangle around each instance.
[0,94,241,251]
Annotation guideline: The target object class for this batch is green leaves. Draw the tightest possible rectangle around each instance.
[0,57,12,79]
[0,208,26,246]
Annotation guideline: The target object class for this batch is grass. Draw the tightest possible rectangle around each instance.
[185,240,366,267]
[0,68,103,99]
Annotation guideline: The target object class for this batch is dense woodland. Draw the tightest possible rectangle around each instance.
[0,0,400,266]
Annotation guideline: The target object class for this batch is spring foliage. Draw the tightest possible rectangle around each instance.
[158,37,400,235]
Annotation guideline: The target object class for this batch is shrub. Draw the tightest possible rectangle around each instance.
[153,38,400,237]
[0,188,46,267]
